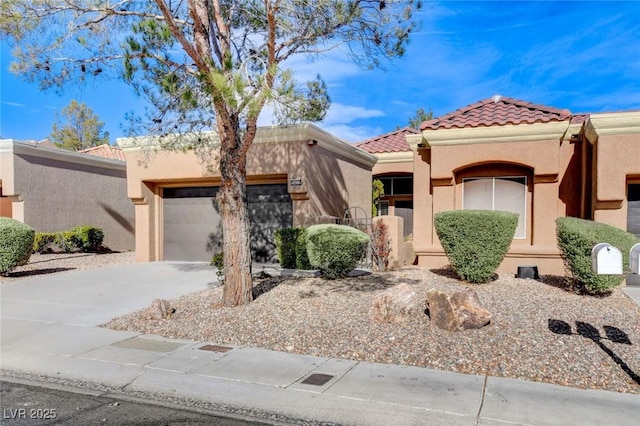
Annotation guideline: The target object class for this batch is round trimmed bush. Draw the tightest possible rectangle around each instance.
[306,224,369,279]
[556,217,639,294]
[275,227,302,269]
[434,210,518,283]
[295,228,312,270]
[0,217,35,275]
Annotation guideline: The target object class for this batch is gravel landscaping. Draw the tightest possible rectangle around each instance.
[0,252,135,283]
[3,253,639,394]
[105,266,640,395]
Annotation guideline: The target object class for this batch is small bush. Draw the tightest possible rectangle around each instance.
[33,232,58,253]
[306,224,369,279]
[556,217,639,294]
[295,228,312,270]
[435,210,518,283]
[57,230,82,253]
[370,220,391,272]
[33,226,104,253]
[211,252,224,284]
[275,228,302,269]
[71,226,104,252]
[0,218,35,275]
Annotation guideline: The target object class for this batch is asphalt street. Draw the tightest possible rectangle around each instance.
[0,380,271,426]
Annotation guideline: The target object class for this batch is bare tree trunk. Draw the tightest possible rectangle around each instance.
[217,117,253,306]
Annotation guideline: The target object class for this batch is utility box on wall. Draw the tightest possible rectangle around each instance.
[591,243,623,275]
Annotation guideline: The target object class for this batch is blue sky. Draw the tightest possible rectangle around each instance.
[1,1,639,144]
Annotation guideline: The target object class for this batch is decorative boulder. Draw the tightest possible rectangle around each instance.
[146,299,174,320]
[370,283,420,324]
[425,288,491,331]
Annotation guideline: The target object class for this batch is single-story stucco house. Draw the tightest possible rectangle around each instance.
[117,123,376,263]
[357,96,640,276]
[0,140,134,250]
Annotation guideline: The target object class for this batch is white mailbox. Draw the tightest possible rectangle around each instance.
[630,243,640,274]
[591,243,623,275]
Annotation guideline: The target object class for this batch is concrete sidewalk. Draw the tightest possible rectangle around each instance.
[1,262,639,425]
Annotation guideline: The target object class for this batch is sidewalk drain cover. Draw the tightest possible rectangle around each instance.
[199,344,233,353]
[112,337,184,353]
[301,373,334,386]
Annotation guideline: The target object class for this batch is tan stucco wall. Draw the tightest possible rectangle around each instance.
[0,140,135,251]
[0,195,11,217]
[591,134,640,230]
[406,122,580,276]
[118,124,376,262]
[0,181,12,217]
[584,112,640,234]
[372,157,413,176]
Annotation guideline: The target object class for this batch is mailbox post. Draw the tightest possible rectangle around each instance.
[591,243,623,275]
[629,243,640,286]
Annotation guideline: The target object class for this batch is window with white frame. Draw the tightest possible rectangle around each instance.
[378,200,389,216]
[462,176,527,239]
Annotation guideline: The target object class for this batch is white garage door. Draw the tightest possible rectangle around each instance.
[163,184,292,262]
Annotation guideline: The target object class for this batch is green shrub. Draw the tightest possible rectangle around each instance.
[71,226,104,252]
[295,228,312,270]
[306,224,369,279]
[556,217,639,294]
[33,226,104,254]
[57,230,82,253]
[33,232,58,253]
[211,252,224,284]
[434,210,518,283]
[0,218,35,275]
[275,227,301,269]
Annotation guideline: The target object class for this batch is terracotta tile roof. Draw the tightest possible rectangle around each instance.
[79,144,126,161]
[356,127,419,154]
[570,114,590,124]
[420,96,573,130]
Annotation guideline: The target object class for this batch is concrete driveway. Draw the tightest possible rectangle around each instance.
[0,261,217,327]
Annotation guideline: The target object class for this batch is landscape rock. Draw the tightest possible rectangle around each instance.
[425,288,491,331]
[450,288,492,330]
[370,283,420,324]
[146,299,174,320]
[424,289,459,331]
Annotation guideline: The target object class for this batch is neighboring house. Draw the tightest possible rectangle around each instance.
[0,140,135,251]
[358,96,640,275]
[79,144,127,161]
[117,123,376,263]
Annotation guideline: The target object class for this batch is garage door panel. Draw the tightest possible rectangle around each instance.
[629,184,640,237]
[164,197,222,261]
[163,184,291,262]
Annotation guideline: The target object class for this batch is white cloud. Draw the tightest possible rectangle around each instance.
[2,101,27,107]
[321,103,385,125]
[321,123,384,143]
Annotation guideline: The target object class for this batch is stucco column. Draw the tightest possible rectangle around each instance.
[132,197,154,262]
[532,178,560,246]
[412,149,432,247]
